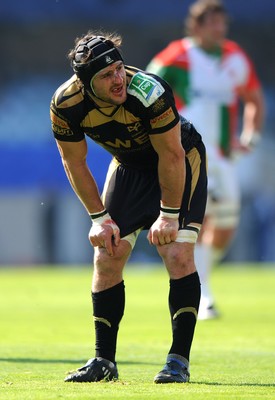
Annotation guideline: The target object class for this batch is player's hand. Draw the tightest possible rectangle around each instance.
[147,215,179,246]
[239,131,261,151]
[88,212,120,256]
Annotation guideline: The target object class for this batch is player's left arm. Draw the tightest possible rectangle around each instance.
[150,121,185,207]
[147,121,186,245]
[239,86,265,149]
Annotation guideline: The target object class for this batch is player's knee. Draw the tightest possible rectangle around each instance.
[158,243,195,278]
[94,243,131,270]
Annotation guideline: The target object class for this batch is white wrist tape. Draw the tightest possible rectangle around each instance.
[89,208,111,224]
[160,205,180,219]
[89,209,110,225]
[89,210,120,235]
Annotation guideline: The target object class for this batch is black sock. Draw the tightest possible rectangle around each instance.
[168,272,201,361]
[92,281,125,363]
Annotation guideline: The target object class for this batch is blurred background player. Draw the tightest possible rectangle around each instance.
[147,0,265,319]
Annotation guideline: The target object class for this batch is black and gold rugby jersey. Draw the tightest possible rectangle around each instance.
[50,66,201,169]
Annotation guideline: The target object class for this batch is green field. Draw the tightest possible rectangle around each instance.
[0,263,274,400]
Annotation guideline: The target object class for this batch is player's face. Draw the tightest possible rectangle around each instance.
[197,12,228,49]
[92,61,127,105]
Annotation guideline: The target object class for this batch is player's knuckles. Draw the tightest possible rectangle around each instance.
[110,223,120,233]
[170,232,178,242]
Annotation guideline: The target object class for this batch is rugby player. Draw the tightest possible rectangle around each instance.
[147,0,265,319]
[50,30,207,383]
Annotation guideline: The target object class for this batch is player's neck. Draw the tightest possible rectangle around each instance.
[194,37,222,55]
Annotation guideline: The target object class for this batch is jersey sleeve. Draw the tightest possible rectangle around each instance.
[223,40,261,92]
[50,78,85,142]
[127,71,180,135]
[147,85,180,134]
[146,39,188,80]
[146,40,189,111]
[241,53,261,91]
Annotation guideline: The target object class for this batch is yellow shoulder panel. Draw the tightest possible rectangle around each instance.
[54,75,84,109]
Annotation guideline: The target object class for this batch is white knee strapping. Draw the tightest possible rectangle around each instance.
[175,225,200,244]
[206,199,240,229]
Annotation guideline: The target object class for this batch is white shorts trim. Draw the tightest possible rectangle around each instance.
[121,228,142,249]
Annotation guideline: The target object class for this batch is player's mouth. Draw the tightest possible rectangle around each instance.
[111,85,124,96]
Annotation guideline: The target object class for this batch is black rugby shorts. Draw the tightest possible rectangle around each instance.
[102,141,207,239]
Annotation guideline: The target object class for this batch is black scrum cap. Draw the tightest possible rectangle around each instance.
[72,36,124,90]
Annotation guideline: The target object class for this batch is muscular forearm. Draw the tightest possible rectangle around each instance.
[239,88,265,148]
[242,88,265,133]
[243,101,264,132]
[63,159,104,214]
[149,122,186,208]
[148,152,185,247]
[158,154,185,208]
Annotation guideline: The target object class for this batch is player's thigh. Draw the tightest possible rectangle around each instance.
[207,157,240,227]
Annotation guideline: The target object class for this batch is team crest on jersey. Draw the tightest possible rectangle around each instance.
[127,72,165,107]
[152,98,166,113]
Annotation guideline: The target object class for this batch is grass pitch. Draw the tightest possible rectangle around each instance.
[0,263,275,400]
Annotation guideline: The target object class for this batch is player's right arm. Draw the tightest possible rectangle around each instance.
[56,138,104,214]
[234,46,265,150]
[56,139,120,255]
[239,87,265,149]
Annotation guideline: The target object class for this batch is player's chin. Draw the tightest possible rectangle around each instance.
[110,89,127,104]
[115,95,127,105]
[114,98,126,106]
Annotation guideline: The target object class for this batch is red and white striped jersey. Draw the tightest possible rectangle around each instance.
[147,37,261,155]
